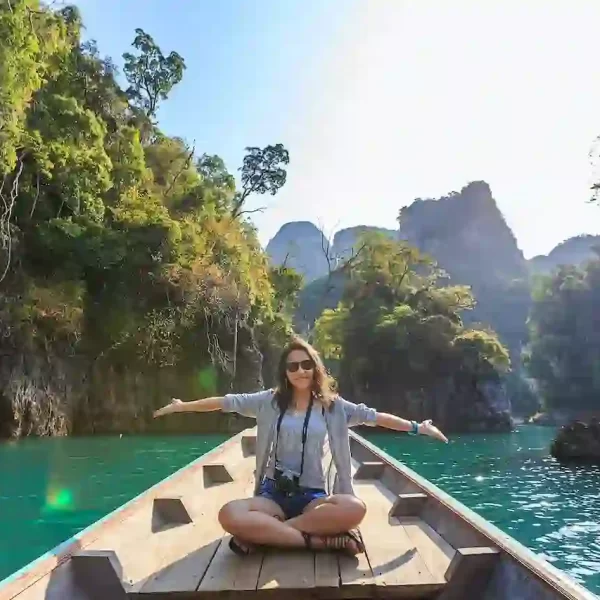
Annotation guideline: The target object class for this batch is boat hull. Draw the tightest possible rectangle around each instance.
[0,428,595,600]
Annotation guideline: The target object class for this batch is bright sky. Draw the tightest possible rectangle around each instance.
[73,0,600,258]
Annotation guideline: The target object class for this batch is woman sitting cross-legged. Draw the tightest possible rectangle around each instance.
[153,336,448,556]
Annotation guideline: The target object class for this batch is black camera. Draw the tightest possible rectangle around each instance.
[273,467,300,495]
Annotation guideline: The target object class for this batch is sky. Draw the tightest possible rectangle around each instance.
[72,0,600,258]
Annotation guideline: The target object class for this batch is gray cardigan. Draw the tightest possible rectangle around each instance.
[222,389,377,496]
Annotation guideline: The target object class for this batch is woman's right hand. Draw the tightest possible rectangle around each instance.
[153,398,183,418]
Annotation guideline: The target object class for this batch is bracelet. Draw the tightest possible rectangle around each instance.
[408,420,419,435]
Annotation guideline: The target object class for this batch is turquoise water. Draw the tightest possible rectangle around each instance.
[0,434,228,582]
[0,426,599,595]
[364,425,600,594]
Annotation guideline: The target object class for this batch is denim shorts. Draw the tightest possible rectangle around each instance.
[258,477,328,519]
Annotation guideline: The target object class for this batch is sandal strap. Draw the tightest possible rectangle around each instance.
[301,531,313,550]
[325,534,349,551]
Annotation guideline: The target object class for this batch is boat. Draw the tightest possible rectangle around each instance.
[0,427,597,600]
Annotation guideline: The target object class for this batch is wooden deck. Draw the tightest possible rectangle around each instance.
[1,427,597,600]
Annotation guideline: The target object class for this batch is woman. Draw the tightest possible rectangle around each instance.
[153,337,448,557]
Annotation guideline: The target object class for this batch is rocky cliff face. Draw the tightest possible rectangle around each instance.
[0,322,265,439]
[528,235,600,274]
[331,226,397,262]
[265,221,330,282]
[266,222,397,281]
[398,181,530,357]
[399,181,527,283]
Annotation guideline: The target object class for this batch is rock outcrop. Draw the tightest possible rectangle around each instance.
[551,420,600,464]
[265,221,329,282]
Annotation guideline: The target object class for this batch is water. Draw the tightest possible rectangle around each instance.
[364,425,600,594]
[0,434,228,582]
[0,426,599,595]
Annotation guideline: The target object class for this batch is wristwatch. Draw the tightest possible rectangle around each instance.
[408,420,419,435]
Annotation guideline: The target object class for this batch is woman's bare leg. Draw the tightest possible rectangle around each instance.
[218,497,306,549]
[286,494,367,536]
[219,494,366,555]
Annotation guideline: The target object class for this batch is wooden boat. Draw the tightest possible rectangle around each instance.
[0,428,597,600]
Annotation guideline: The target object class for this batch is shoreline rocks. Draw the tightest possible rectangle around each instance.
[550,420,600,465]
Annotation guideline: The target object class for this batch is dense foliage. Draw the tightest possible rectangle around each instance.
[0,1,293,437]
[525,253,600,414]
[312,233,512,431]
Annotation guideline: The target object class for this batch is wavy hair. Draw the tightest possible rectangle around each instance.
[273,336,336,413]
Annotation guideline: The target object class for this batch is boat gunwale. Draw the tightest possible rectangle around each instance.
[0,429,249,599]
[350,429,598,600]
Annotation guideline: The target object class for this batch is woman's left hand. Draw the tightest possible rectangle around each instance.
[418,419,449,443]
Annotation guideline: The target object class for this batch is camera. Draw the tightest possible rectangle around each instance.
[273,467,300,495]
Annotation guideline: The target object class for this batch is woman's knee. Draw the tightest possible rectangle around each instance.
[332,494,367,526]
[218,497,284,534]
[218,499,242,532]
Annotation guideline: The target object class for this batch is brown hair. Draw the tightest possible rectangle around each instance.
[273,336,336,412]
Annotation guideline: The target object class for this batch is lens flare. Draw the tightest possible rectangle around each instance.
[45,487,74,512]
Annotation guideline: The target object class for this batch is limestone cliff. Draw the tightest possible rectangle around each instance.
[528,235,600,274]
[266,222,397,282]
[398,181,531,357]
[265,221,329,282]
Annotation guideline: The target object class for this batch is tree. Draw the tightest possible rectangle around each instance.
[525,254,600,413]
[313,233,511,431]
[0,4,295,438]
[122,28,185,119]
[231,143,290,218]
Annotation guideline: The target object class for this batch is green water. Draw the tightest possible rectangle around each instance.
[0,426,599,595]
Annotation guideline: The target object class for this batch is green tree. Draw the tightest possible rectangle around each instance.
[0,3,292,438]
[232,143,290,218]
[313,233,511,431]
[122,28,185,119]
[525,254,600,413]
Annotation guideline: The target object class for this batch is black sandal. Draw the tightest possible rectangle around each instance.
[229,536,256,556]
[301,529,365,555]
[323,529,365,555]
[301,531,313,550]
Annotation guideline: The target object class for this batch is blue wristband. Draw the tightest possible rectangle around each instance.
[408,420,419,435]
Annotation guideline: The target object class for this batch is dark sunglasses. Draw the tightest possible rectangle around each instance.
[286,359,315,373]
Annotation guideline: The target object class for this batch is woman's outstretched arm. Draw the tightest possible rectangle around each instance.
[375,412,449,443]
[153,396,224,418]
[153,389,273,420]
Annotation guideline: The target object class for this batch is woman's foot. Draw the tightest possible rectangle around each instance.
[229,536,258,556]
[302,529,365,556]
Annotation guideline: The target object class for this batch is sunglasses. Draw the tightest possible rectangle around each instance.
[286,359,315,373]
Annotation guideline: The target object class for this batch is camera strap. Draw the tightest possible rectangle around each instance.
[275,394,315,483]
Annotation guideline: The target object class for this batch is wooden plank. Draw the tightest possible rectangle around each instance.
[390,493,428,518]
[421,499,489,550]
[197,535,264,595]
[256,549,316,595]
[353,461,385,481]
[314,551,340,591]
[338,461,376,597]
[137,455,255,593]
[241,434,257,457]
[398,517,455,583]
[70,551,127,599]
[152,497,193,531]
[342,482,444,597]
[6,562,88,600]
[439,546,500,600]
[338,545,376,598]
[203,463,234,487]
[86,440,251,593]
